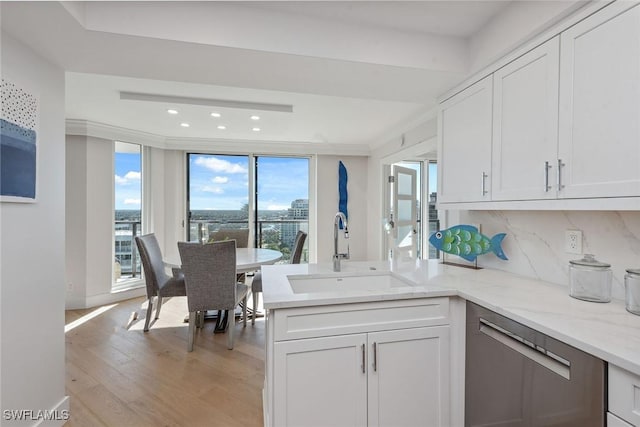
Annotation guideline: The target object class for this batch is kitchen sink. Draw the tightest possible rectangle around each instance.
[288,273,415,294]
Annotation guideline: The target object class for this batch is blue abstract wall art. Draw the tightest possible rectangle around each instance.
[1,78,38,202]
[338,161,348,229]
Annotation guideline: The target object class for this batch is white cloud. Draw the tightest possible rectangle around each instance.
[124,171,141,180]
[267,204,289,210]
[194,156,247,174]
[212,176,229,184]
[115,170,141,185]
[202,186,224,194]
[124,198,141,205]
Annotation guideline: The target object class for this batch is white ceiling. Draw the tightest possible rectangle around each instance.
[2,1,524,147]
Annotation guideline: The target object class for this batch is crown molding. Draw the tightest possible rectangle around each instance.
[165,137,370,156]
[66,119,370,156]
[65,119,166,147]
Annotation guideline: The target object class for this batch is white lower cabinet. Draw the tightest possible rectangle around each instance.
[267,298,452,427]
[609,364,640,426]
[609,412,634,427]
[273,326,450,427]
[367,327,450,427]
[273,334,368,427]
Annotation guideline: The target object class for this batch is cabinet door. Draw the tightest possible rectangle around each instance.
[273,334,367,427]
[558,2,640,198]
[368,326,450,427]
[492,37,559,201]
[438,76,493,203]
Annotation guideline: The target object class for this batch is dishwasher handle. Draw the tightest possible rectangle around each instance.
[479,318,571,380]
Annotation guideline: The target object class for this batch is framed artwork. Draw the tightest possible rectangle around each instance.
[1,78,38,203]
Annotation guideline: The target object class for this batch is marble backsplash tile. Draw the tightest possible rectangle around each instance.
[452,211,640,301]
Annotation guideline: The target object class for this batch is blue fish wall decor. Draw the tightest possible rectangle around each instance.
[429,225,508,262]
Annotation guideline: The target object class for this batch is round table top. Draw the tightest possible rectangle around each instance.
[235,248,283,272]
[166,247,283,272]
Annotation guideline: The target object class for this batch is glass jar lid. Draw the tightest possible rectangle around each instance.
[569,254,611,268]
[626,268,640,275]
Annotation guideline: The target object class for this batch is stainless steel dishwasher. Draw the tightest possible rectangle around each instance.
[465,302,605,427]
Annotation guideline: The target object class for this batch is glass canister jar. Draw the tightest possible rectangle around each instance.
[625,269,640,315]
[569,254,612,303]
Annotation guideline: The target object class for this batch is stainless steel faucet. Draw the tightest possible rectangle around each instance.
[333,212,350,272]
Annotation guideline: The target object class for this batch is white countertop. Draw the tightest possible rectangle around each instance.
[261,259,640,377]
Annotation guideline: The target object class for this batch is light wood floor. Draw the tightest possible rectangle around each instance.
[64,295,265,427]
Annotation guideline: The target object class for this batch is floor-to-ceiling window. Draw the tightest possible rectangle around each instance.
[186,153,310,261]
[114,141,142,284]
[255,156,309,263]
[187,153,250,242]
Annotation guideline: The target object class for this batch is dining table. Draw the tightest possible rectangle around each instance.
[166,247,283,331]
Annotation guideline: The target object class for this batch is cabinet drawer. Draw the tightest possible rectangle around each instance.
[608,412,634,427]
[609,364,640,426]
[273,298,449,341]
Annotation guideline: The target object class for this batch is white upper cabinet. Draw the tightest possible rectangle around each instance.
[491,37,560,201]
[438,75,493,203]
[558,2,640,199]
[437,1,640,209]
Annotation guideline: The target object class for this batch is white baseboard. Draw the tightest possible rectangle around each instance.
[65,286,146,310]
[33,395,69,427]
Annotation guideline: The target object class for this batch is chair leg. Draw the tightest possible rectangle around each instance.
[143,297,154,332]
[252,291,258,325]
[155,295,163,319]
[243,296,248,327]
[227,309,235,350]
[197,311,205,328]
[188,311,196,352]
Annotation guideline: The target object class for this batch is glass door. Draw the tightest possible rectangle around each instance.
[255,156,309,263]
[187,153,250,242]
[391,164,418,260]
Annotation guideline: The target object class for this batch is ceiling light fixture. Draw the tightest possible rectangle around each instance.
[180,123,190,127]
[121,92,293,113]
[211,112,221,118]
[167,109,178,115]
[217,125,226,130]
[251,115,260,120]
[252,127,261,132]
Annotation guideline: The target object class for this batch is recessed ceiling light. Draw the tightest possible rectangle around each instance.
[211,112,221,118]
[252,127,261,132]
[217,125,226,130]
[180,123,190,127]
[251,115,260,120]
[167,109,178,115]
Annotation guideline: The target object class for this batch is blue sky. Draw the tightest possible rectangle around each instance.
[114,151,141,210]
[188,154,309,210]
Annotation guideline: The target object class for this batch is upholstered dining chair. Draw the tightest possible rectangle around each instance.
[251,230,307,325]
[207,228,249,247]
[178,240,250,351]
[208,228,250,283]
[135,233,187,332]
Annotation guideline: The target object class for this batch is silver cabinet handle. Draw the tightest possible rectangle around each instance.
[544,161,552,192]
[361,344,365,374]
[557,159,565,191]
[479,319,570,380]
[481,172,488,196]
[373,342,377,372]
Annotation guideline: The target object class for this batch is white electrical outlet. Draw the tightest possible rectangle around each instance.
[565,230,583,254]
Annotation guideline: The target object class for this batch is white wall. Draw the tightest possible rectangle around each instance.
[65,135,145,309]
[316,155,368,263]
[1,32,68,424]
